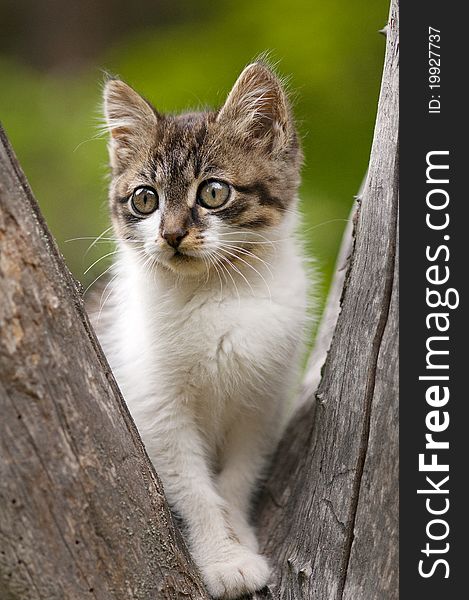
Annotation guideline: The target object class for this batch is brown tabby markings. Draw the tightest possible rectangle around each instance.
[106,63,302,255]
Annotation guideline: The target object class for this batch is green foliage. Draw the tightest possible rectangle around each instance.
[0,0,388,316]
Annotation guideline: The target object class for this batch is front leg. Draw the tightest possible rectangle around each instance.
[217,407,281,553]
[141,404,270,599]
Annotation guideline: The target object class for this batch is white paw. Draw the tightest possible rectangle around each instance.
[199,546,270,599]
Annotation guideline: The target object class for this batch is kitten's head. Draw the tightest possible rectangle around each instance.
[103,61,302,277]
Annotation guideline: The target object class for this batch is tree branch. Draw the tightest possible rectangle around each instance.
[0,127,209,600]
[255,2,399,598]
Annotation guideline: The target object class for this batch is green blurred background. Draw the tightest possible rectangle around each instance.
[0,0,388,319]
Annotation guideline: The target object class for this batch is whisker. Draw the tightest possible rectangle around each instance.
[217,231,281,250]
[217,242,274,278]
[301,218,349,235]
[200,252,220,297]
[217,229,270,238]
[83,249,119,276]
[218,218,349,245]
[209,251,228,285]
[216,239,279,246]
[73,123,108,153]
[65,236,143,245]
[212,249,252,300]
[83,263,114,296]
[84,225,114,257]
[96,270,120,323]
[217,246,271,301]
[200,254,211,286]
[139,252,157,274]
[220,251,256,298]
[218,230,276,245]
[210,256,224,300]
[211,250,241,307]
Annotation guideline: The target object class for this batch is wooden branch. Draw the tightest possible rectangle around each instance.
[300,164,372,406]
[299,205,355,405]
[255,1,399,598]
[0,129,209,599]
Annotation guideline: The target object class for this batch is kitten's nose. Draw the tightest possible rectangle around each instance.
[162,228,188,249]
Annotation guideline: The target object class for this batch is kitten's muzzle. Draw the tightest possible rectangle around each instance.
[162,227,189,249]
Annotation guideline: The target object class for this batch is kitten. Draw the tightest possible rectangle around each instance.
[96,61,309,598]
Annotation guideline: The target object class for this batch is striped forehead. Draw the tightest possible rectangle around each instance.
[155,115,210,180]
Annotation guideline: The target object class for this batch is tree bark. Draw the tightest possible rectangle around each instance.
[0,130,208,599]
[0,0,398,598]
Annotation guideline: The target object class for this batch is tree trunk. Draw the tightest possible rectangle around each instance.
[0,1,398,598]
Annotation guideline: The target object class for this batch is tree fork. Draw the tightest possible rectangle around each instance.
[0,1,398,597]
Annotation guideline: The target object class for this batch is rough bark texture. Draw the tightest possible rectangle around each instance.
[255,1,399,598]
[0,1,398,598]
[0,129,208,600]
[299,206,355,406]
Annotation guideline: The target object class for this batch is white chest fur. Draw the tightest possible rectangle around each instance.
[100,237,309,453]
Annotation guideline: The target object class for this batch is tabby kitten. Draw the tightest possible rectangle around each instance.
[97,62,309,598]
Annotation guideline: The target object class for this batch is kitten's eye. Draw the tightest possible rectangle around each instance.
[197,180,231,209]
[130,186,158,215]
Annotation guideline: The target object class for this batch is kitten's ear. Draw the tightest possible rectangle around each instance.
[217,62,293,151]
[103,79,158,170]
